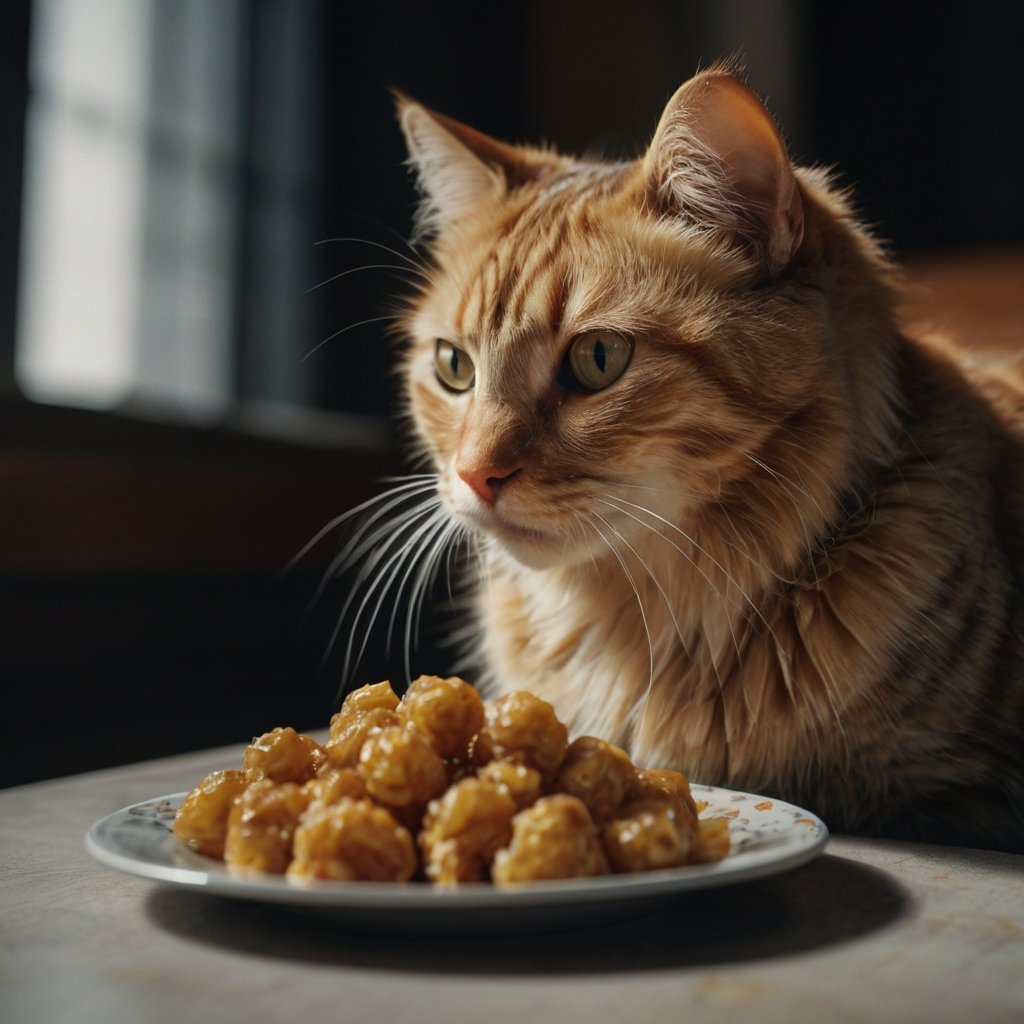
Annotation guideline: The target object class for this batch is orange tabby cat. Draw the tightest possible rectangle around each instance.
[363,67,1024,849]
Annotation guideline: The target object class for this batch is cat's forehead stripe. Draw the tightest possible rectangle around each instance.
[452,220,547,339]
[503,214,572,333]
[463,184,588,342]
[451,162,645,344]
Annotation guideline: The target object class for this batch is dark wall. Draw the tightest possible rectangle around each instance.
[800,3,1024,251]
[313,3,536,416]
[315,3,1024,252]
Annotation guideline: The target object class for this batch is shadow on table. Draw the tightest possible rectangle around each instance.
[145,852,912,974]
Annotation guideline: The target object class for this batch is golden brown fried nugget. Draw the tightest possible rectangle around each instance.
[632,767,699,820]
[172,768,249,859]
[172,676,729,884]
[287,798,416,883]
[554,736,637,823]
[690,817,731,863]
[357,724,448,817]
[242,727,325,784]
[303,765,367,806]
[398,674,485,760]
[492,794,608,884]
[324,707,400,768]
[476,759,543,810]
[471,691,568,779]
[223,779,309,874]
[602,799,694,873]
[419,777,518,884]
[329,681,400,738]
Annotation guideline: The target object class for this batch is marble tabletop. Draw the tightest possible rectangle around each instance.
[2,741,1022,1024]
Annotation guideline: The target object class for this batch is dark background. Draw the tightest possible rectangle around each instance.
[3,1,1022,786]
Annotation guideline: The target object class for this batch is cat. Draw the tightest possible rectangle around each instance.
[341,66,1024,851]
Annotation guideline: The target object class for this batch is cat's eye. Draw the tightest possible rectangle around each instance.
[559,330,633,393]
[434,339,475,392]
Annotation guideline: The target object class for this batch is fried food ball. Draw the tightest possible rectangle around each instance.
[419,778,518,884]
[690,816,731,863]
[286,798,416,883]
[632,767,699,821]
[601,799,695,873]
[357,724,448,819]
[324,707,400,768]
[329,681,400,738]
[223,779,309,874]
[242,727,325,784]
[476,759,543,810]
[398,674,485,760]
[554,736,637,823]
[173,675,731,885]
[172,768,249,859]
[471,691,568,779]
[491,794,609,885]
[303,765,367,806]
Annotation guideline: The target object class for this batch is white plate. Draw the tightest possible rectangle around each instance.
[85,785,828,932]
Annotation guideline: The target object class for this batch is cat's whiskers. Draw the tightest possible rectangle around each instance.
[613,478,792,586]
[705,498,785,584]
[596,492,812,718]
[585,512,656,734]
[593,493,749,655]
[746,448,826,506]
[286,476,439,619]
[292,472,472,693]
[569,511,602,570]
[339,499,454,688]
[305,262,430,296]
[317,228,473,311]
[589,509,708,739]
[314,235,427,274]
[601,478,704,499]
[322,492,438,645]
[407,517,472,671]
[302,313,403,363]
[393,512,465,685]
[307,482,440,616]
[741,450,832,590]
[620,479,787,584]
[285,474,436,568]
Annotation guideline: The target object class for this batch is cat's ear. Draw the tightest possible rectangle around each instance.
[395,93,559,239]
[644,70,804,277]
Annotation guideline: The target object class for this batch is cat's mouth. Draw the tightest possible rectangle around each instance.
[455,502,569,567]
[442,471,584,567]
[469,506,553,546]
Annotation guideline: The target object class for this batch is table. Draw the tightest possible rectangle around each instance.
[2,742,1022,1024]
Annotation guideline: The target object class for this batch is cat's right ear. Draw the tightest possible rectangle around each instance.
[395,92,560,239]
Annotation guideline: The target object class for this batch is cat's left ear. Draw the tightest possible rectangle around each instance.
[644,70,804,277]
[396,93,561,239]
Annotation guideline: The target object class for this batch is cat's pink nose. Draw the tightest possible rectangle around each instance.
[458,464,521,505]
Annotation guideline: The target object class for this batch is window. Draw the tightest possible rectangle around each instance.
[1,1,399,788]
[14,0,356,434]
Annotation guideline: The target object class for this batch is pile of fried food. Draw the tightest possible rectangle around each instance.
[173,676,730,886]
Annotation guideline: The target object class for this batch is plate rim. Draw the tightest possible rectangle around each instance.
[84,784,829,913]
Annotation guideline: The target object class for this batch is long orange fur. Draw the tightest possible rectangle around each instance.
[386,67,1024,849]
